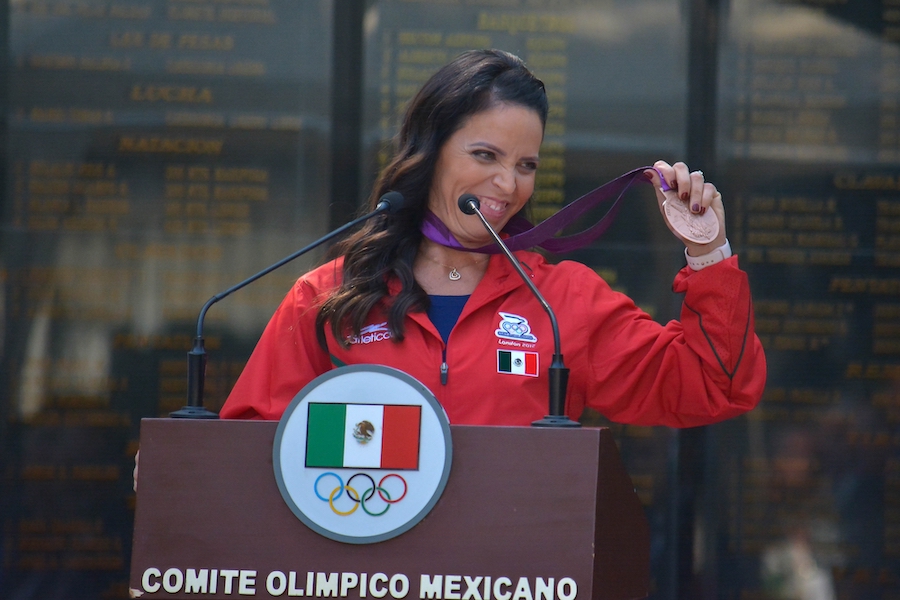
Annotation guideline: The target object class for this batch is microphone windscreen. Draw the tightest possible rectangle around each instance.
[378,191,405,213]
[457,194,480,215]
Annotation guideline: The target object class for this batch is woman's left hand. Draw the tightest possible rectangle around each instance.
[644,160,727,256]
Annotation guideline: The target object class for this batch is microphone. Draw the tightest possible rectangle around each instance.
[458,194,580,428]
[171,191,405,418]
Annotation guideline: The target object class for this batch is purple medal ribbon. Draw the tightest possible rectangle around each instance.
[421,165,657,254]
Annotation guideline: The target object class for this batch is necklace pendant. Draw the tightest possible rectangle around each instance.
[448,268,461,281]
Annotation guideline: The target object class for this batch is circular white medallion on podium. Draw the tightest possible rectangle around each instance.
[273,365,452,544]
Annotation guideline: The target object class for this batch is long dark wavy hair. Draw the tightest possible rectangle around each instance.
[316,49,548,348]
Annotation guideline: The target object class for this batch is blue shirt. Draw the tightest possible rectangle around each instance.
[427,295,470,343]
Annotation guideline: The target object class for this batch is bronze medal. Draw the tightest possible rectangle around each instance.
[661,189,719,244]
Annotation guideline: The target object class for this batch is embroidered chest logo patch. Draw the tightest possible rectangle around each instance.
[494,312,538,343]
[497,349,539,377]
[348,322,391,345]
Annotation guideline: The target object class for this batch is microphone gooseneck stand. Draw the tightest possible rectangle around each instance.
[170,192,405,419]
[457,194,580,428]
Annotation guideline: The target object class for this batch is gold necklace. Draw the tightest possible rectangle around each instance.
[421,252,487,281]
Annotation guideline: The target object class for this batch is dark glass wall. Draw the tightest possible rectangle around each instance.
[2,1,899,599]
[713,2,900,599]
[1,2,332,598]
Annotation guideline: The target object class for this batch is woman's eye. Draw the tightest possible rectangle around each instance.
[519,161,539,172]
[473,149,495,160]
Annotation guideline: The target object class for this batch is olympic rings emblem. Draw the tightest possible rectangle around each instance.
[314,472,408,517]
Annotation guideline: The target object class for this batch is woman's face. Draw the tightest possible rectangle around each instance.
[427,102,543,248]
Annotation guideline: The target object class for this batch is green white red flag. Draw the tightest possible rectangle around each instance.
[306,403,421,470]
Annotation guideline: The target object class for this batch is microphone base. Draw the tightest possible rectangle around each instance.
[531,415,582,428]
[170,406,220,419]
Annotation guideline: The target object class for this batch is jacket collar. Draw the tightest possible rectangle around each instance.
[385,250,543,306]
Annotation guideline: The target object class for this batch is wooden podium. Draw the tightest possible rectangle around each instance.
[130,419,650,600]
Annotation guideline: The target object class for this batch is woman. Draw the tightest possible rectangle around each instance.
[219,49,766,427]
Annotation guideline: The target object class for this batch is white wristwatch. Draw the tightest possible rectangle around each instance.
[684,239,732,270]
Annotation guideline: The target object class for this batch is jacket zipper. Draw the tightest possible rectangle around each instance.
[440,347,448,385]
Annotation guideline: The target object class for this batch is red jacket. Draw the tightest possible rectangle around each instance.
[220,251,766,427]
